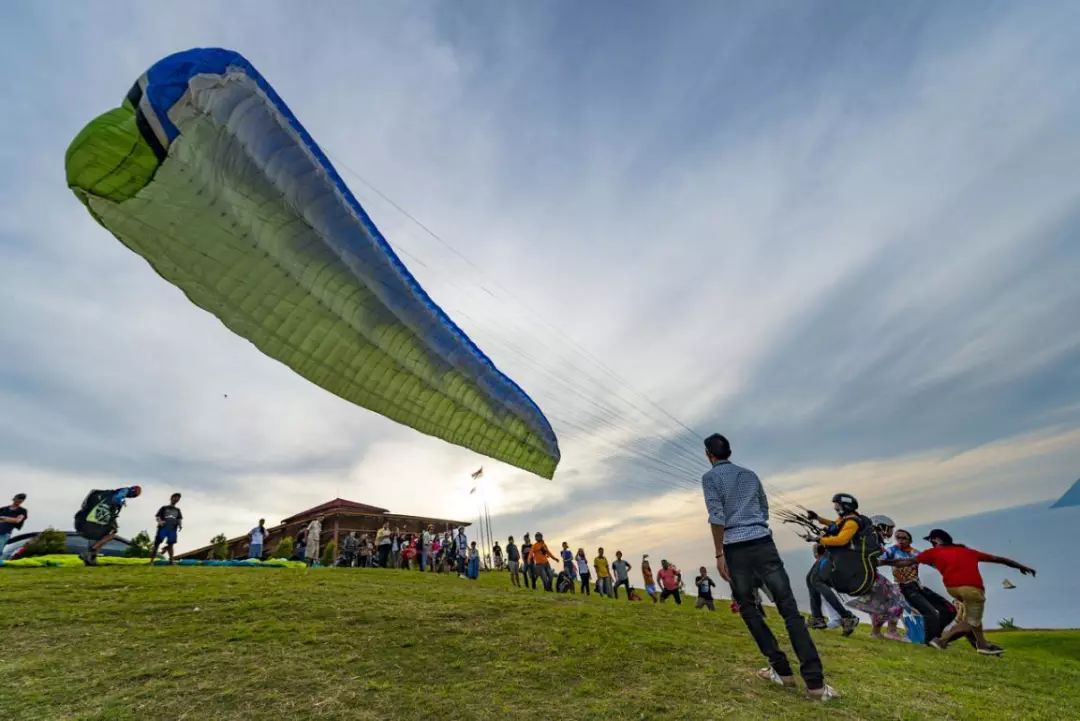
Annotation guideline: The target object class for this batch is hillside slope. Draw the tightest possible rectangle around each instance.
[1,567,1076,720]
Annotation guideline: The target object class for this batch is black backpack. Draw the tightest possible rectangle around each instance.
[74,490,118,541]
[820,514,882,596]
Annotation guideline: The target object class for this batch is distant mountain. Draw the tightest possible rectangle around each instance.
[1051,479,1080,509]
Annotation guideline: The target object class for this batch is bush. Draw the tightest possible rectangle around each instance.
[320,540,337,567]
[23,528,66,557]
[125,530,154,558]
[273,536,294,559]
[210,533,229,560]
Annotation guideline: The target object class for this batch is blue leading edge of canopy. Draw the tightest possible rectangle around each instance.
[140,48,560,466]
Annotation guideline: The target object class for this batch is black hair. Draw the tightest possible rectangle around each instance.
[13,493,26,501]
[813,543,825,556]
[704,433,732,460]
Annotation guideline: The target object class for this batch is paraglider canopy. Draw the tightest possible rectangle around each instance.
[65,48,560,478]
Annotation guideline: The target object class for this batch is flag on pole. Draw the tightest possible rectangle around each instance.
[471,466,484,480]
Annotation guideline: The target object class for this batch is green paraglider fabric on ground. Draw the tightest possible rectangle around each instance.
[0,555,306,569]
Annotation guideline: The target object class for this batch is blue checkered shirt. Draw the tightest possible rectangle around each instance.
[701,460,772,545]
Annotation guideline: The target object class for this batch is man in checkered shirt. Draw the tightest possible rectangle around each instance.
[702,433,837,702]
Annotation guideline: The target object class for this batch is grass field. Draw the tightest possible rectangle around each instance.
[1,566,1077,720]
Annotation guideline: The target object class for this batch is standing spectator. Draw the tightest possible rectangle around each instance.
[341,531,359,567]
[594,547,613,598]
[702,433,835,701]
[506,536,521,587]
[531,532,556,591]
[440,531,454,572]
[611,551,633,600]
[806,544,859,635]
[305,516,323,567]
[0,493,28,552]
[420,524,434,572]
[883,528,1035,655]
[403,534,418,570]
[391,527,403,568]
[657,560,682,604]
[880,529,954,648]
[467,541,481,579]
[521,533,537,589]
[294,525,308,563]
[151,493,183,565]
[431,533,443,572]
[492,541,504,570]
[358,533,373,567]
[560,542,576,594]
[77,486,142,565]
[456,526,469,578]
[640,555,659,603]
[695,566,717,611]
[248,519,270,560]
[376,522,392,568]
[575,548,591,595]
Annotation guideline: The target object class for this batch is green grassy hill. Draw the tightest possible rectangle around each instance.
[1,567,1076,720]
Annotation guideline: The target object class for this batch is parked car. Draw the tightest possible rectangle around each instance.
[0,531,135,561]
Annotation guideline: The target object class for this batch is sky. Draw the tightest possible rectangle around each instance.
[2,2,1079,623]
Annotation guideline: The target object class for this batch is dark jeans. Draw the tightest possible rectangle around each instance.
[523,561,537,589]
[900,582,956,643]
[660,588,682,604]
[377,544,391,568]
[727,536,823,690]
[580,572,591,595]
[614,578,631,599]
[806,564,854,620]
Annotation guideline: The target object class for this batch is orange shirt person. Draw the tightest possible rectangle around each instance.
[531,532,556,591]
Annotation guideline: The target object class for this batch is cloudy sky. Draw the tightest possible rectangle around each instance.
[2,2,1079,578]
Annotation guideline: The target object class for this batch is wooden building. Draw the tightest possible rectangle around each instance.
[177,497,470,560]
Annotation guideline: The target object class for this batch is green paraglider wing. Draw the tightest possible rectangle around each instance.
[66,48,560,479]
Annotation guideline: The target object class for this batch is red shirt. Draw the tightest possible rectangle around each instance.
[657,567,680,591]
[916,545,994,590]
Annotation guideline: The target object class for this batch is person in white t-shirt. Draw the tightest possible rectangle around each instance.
[248,519,269,560]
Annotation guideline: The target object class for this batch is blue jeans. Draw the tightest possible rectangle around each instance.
[249,544,263,560]
[420,547,429,571]
[0,532,10,555]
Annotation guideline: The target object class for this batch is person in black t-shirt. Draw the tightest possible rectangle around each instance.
[505,536,521,587]
[695,566,717,611]
[0,493,28,552]
[151,493,183,564]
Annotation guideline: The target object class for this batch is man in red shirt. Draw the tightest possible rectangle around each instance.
[656,560,683,604]
[883,528,1035,655]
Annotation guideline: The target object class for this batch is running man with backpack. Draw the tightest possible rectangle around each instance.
[75,486,141,565]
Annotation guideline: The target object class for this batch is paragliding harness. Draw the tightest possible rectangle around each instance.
[819,513,882,596]
[74,490,120,541]
[556,570,574,593]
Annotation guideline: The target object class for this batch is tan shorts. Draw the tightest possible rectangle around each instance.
[947,586,986,628]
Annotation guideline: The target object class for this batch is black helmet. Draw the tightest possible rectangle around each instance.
[831,493,858,514]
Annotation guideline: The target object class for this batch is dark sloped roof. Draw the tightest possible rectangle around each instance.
[281,498,389,523]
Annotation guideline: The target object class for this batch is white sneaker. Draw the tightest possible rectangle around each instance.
[755,667,796,687]
[807,684,841,702]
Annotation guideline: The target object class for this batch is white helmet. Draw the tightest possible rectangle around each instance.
[870,514,895,529]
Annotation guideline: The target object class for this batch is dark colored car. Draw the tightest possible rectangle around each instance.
[0,531,135,561]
